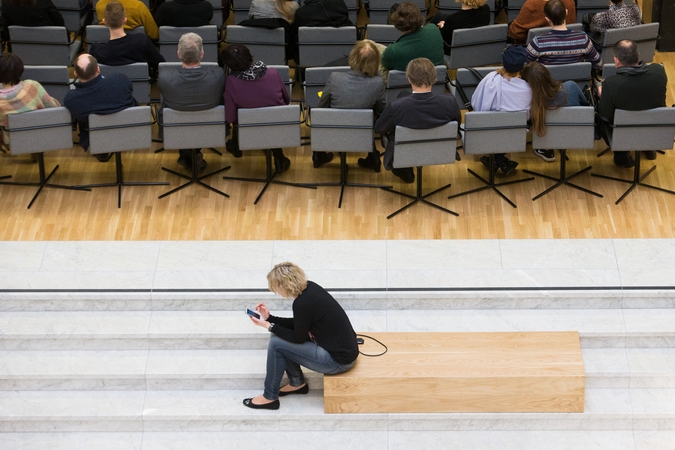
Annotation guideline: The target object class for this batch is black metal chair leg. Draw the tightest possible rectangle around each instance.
[384,166,458,219]
[524,150,602,200]
[160,148,230,199]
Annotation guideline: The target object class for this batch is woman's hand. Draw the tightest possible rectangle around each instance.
[255,303,270,320]
[436,21,445,29]
[250,315,272,330]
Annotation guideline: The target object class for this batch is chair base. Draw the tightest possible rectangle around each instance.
[312,152,392,208]
[447,154,534,208]
[383,166,458,219]
[77,152,170,208]
[0,153,90,209]
[159,149,231,199]
[222,148,316,205]
[523,149,603,201]
[591,151,675,205]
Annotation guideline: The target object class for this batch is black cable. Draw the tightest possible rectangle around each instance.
[356,333,388,357]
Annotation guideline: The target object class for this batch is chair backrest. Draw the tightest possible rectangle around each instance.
[309,108,373,153]
[268,65,293,94]
[99,63,151,104]
[446,24,508,70]
[386,66,447,104]
[88,106,153,154]
[435,0,497,24]
[22,65,73,105]
[531,106,595,150]
[366,24,402,46]
[207,0,225,28]
[601,23,659,64]
[225,25,286,65]
[232,0,253,24]
[159,25,220,63]
[526,23,583,45]
[575,0,621,24]
[8,26,82,66]
[237,105,301,151]
[392,122,458,169]
[463,110,529,155]
[609,108,675,152]
[453,66,499,108]
[303,66,351,110]
[85,24,146,44]
[504,0,527,22]
[602,63,616,78]
[346,0,360,26]
[368,0,426,24]
[297,26,356,68]
[162,106,226,149]
[544,62,592,91]
[6,107,73,155]
[52,0,89,32]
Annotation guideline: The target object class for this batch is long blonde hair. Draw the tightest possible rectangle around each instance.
[275,0,297,23]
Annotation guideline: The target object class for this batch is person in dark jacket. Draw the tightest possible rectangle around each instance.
[244,262,359,410]
[154,0,213,27]
[429,0,490,55]
[1,0,64,40]
[288,0,352,61]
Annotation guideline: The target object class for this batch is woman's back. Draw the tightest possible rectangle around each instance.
[2,0,65,27]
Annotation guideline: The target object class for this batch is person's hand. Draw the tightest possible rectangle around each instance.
[255,303,270,320]
[249,315,272,330]
[436,21,445,29]
[597,85,603,97]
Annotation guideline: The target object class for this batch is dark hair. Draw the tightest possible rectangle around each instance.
[614,39,639,65]
[391,2,424,33]
[0,53,25,86]
[221,44,254,72]
[9,0,37,7]
[521,62,565,136]
[544,0,567,26]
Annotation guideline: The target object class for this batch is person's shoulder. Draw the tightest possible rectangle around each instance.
[646,63,667,77]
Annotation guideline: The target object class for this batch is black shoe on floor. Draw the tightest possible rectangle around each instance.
[480,155,498,172]
[498,159,519,176]
[193,152,208,173]
[94,153,113,163]
[357,151,381,173]
[243,398,280,410]
[278,383,309,397]
[534,149,556,162]
[312,151,334,168]
[392,167,415,183]
[274,155,291,173]
[614,152,635,168]
[177,154,192,171]
[226,139,242,158]
[644,150,657,160]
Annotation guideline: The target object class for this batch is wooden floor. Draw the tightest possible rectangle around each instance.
[1,53,674,241]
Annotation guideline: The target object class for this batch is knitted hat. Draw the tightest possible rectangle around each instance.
[502,45,528,73]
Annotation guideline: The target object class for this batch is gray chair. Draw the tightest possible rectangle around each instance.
[522,106,601,200]
[158,106,231,199]
[445,24,508,71]
[222,105,315,204]
[591,107,675,204]
[368,0,426,23]
[53,0,90,33]
[447,110,534,208]
[526,23,583,45]
[303,66,351,110]
[575,0,614,24]
[78,106,168,208]
[309,108,391,208]
[9,26,82,66]
[601,62,617,79]
[545,62,593,91]
[225,25,286,65]
[231,0,253,24]
[159,25,220,63]
[85,24,146,45]
[504,0,526,22]
[366,24,402,45]
[0,107,89,209]
[452,66,498,109]
[386,66,447,104]
[297,26,356,69]
[207,0,225,28]
[435,0,496,24]
[99,63,151,105]
[22,66,74,105]
[384,122,459,219]
[600,23,659,65]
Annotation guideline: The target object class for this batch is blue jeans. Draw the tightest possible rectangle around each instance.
[263,335,356,401]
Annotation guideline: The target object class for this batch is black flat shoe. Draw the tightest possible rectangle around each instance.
[278,383,309,397]
[243,398,280,410]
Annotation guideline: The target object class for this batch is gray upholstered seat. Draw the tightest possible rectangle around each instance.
[22,65,73,105]
[297,26,356,69]
[386,66,447,104]
[445,24,508,71]
[526,23,583,45]
[231,0,253,24]
[0,107,89,209]
[85,25,146,45]
[447,110,533,208]
[309,108,391,208]
[222,105,314,204]
[601,63,616,79]
[383,122,459,219]
[366,24,402,46]
[601,23,659,65]
[80,106,168,208]
[303,66,350,110]
[225,25,286,66]
[368,0,426,23]
[53,0,90,33]
[544,62,592,91]
[207,0,225,28]
[159,25,220,63]
[9,26,82,66]
[99,63,151,105]
[159,106,231,199]
[523,106,601,200]
[592,107,675,204]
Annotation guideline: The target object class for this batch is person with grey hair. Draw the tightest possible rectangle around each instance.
[157,32,225,172]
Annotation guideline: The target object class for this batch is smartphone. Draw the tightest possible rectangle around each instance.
[246,308,261,320]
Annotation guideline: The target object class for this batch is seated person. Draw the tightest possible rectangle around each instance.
[590,0,641,46]
[221,44,292,173]
[248,0,298,22]
[91,1,165,72]
[314,40,386,170]
[507,0,576,44]
[0,53,60,150]
[381,2,445,72]
[154,0,213,27]
[471,45,531,175]
[1,0,64,41]
[96,0,159,40]
[429,0,491,55]
[525,0,602,70]
[521,61,587,162]
[289,0,352,61]
[375,57,461,183]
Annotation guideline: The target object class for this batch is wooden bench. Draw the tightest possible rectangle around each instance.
[324,332,585,414]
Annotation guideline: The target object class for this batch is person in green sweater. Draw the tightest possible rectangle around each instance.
[381,2,445,72]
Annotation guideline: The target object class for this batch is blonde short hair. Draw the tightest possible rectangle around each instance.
[348,40,380,77]
[461,0,486,9]
[267,262,308,298]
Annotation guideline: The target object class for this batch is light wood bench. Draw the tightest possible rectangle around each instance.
[324,332,585,414]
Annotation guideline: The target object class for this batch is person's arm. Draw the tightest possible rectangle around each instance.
[374,103,397,136]
[269,300,313,344]
[317,76,332,108]
[37,82,61,108]
[596,80,614,122]
[139,4,159,40]
[583,38,603,70]
[47,0,66,26]
[590,10,610,34]
[525,42,539,63]
[380,45,395,71]
[276,70,290,105]
[224,80,238,124]
[372,82,386,116]
[144,36,165,69]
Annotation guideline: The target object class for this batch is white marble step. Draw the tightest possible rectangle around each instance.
[1,309,674,350]
[0,388,673,432]
[0,348,673,391]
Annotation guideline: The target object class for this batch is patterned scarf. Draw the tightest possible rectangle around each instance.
[232,61,267,81]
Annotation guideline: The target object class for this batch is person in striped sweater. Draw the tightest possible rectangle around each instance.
[525,0,602,70]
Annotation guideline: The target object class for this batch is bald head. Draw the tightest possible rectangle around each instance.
[74,54,100,82]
